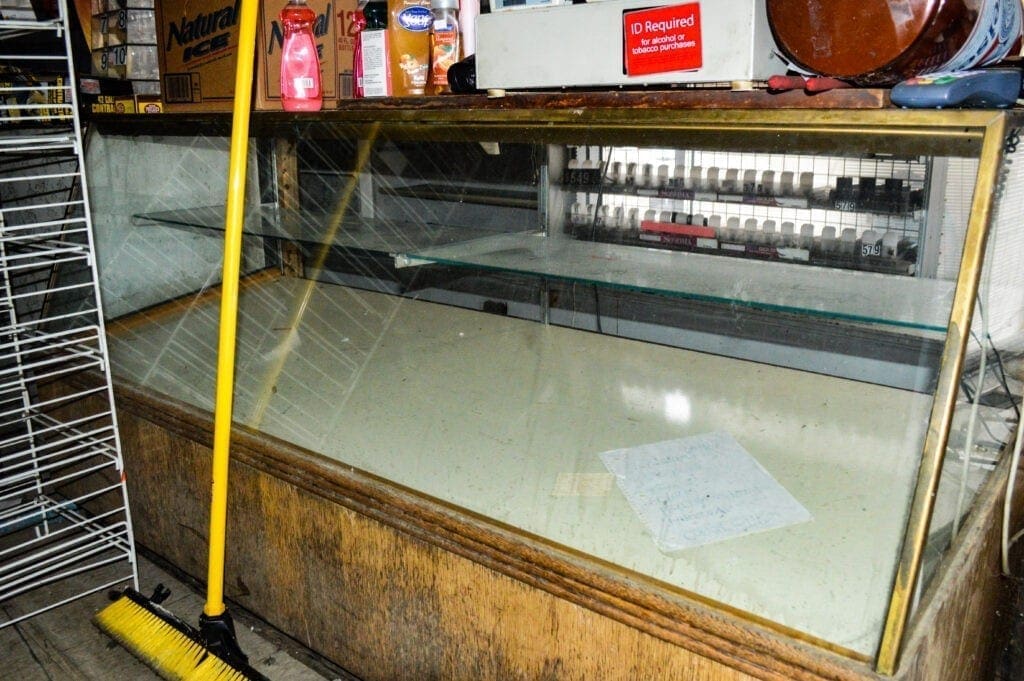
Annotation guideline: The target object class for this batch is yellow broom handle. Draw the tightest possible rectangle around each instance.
[204,0,260,618]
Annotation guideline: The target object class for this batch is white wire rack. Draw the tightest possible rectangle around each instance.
[0,0,137,627]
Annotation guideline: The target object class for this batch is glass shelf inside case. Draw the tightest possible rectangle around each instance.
[132,204,497,255]
[397,231,954,332]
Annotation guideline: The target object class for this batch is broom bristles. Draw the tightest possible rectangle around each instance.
[94,592,254,681]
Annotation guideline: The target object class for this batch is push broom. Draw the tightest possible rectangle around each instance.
[93,0,269,675]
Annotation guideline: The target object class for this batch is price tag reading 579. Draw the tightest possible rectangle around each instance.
[623,3,703,77]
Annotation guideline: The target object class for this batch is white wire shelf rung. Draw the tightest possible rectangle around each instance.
[0,85,69,94]
[0,429,118,486]
[0,451,120,512]
[4,306,100,333]
[0,432,113,478]
[0,353,104,394]
[0,464,123,524]
[0,170,79,185]
[0,53,67,62]
[0,427,118,492]
[0,137,75,154]
[0,223,87,242]
[0,525,131,598]
[0,199,83,218]
[1,222,88,243]
[0,233,89,254]
[1,498,129,571]
[0,409,117,477]
[0,339,104,393]
[3,279,94,305]
[0,103,72,116]
[0,382,107,423]
[0,407,114,454]
[0,255,90,281]
[0,113,73,125]
[0,509,133,606]
[0,494,132,561]
[4,232,87,248]
[0,18,65,34]
[0,574,133,629]
[0,548,132,613]
[0,324,101,356]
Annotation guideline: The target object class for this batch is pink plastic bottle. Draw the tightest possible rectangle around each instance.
[279,0,323,112]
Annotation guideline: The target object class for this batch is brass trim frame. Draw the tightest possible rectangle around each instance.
[291,109,990,157]
[100,108,995,158]
[876,111,1010,675]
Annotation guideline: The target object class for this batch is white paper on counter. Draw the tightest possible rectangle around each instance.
[600,431,812,552]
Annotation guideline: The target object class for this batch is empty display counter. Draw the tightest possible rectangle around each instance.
[78,99,1024,680]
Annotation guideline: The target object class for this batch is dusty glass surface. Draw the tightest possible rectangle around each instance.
[925,153,1024,593]
[87,121,1021,658]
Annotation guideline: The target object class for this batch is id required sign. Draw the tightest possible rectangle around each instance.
[623,3,703,76]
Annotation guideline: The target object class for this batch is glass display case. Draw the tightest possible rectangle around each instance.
[82,102,1024,680]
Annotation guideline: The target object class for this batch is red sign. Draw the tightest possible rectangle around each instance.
[623,3,703,77]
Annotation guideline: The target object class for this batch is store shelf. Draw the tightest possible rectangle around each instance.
[398,231,954,332]
[381,182,538,209]
[0,494,134,624]
[0,328,105,391]
[0,0,136,630]
[132,203,511,254]
[0,414,119,501]
[133,202,951,332]
[561,181,925,217]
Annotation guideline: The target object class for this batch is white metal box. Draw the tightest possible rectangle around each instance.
[475,0,784,89]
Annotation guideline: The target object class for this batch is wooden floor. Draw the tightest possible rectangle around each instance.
[1,549,358,681]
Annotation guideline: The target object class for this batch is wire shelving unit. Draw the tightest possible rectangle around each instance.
[0,0,137,627]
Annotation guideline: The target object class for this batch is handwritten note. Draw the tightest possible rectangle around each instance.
[600,431,811,552]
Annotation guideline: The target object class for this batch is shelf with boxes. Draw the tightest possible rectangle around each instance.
[154,0,357,112]
[89,0,159,95]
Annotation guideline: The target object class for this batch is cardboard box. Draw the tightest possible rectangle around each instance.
[156,0,355,111]
[87,93,138,114]
[78,75,140,115]
[0,72,67,123]
[155,0,242,110]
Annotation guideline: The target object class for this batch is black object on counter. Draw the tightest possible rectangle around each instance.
[448,54,479,94]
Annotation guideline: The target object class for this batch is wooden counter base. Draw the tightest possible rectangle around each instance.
[67,377,1015,681]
